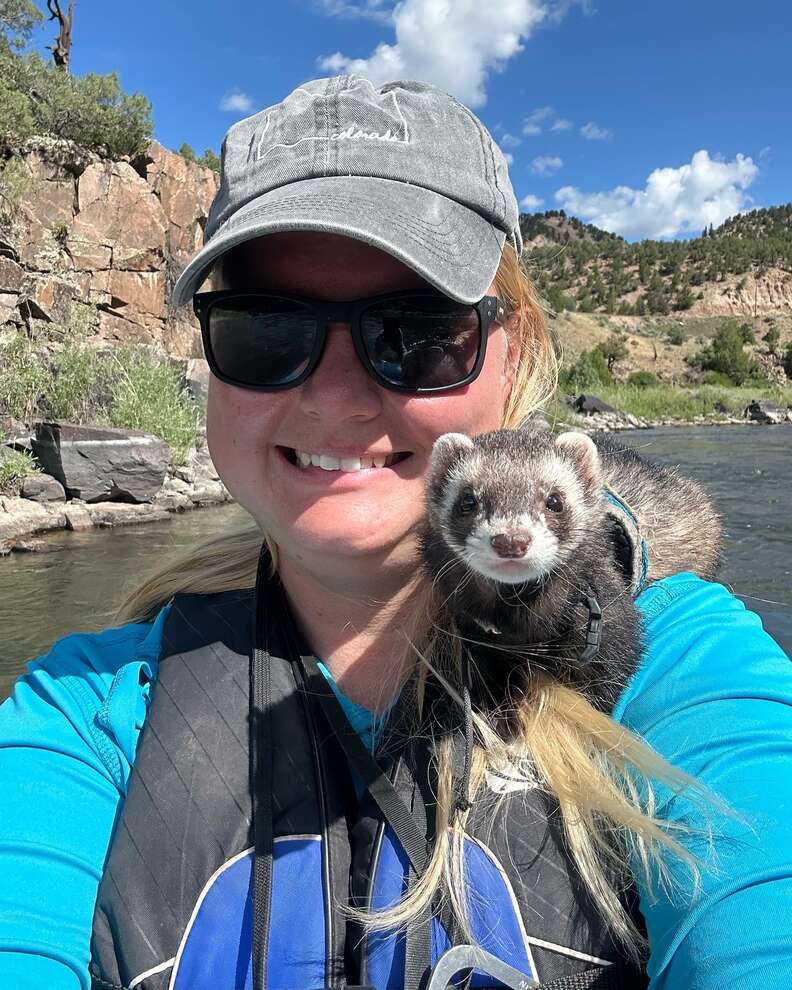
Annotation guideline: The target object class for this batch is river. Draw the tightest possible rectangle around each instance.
[1,425,790,700]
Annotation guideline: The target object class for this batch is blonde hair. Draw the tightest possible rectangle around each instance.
[115,242,705,959]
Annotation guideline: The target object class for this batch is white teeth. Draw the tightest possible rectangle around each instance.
[292,449,402,472]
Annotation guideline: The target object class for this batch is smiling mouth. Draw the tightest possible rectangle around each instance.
[279,446,412,473]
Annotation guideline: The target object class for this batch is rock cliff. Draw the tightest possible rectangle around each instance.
[0,137,219,357]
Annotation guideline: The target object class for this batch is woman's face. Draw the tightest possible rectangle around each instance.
[206,231,516,568]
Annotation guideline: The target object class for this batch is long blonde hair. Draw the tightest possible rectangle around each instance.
[115,243,705,958]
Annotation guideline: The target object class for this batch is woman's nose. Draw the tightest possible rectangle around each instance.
[297,321,383,420]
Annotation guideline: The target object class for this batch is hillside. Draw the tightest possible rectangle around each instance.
[522,204,792,318]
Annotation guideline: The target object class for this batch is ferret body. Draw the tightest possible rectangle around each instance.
[419,429,722,712]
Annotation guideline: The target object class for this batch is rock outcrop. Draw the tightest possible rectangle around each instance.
[0,137,219,357]
[32,422,170,502]
[688,268,792,318]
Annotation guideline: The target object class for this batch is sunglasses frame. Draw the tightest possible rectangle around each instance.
[192,288,507,394]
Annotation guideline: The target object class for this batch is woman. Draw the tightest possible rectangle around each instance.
[1,75,791,990]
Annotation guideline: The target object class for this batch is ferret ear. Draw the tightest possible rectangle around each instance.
[429,432,474,484]
[555,431,601,489]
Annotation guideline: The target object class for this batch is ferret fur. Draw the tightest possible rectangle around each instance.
[419,429,722,713]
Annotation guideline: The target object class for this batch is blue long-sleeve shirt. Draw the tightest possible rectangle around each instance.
[1,573,791,989]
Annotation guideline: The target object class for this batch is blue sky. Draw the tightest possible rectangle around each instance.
[28,0,790,241]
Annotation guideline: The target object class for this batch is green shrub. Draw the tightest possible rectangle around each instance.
[690,318,762,386]
[738,321,755,344]
[701,370,735,387]
[107,348,199,464]
[0,43,152,157]
[0,446,39,495]
[764,325,781,354]
[626,371,659,388]
[559,348,613,392]
[0,331,52,421]
[544,284,576,313]
[0,154,32,222]
[46,340,112,421]
[595,333,629,372]
[179,143,220,172]
[784,342,792,379]
[665,325,686,346]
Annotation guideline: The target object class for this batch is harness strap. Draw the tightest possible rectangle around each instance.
[603,487,649,597]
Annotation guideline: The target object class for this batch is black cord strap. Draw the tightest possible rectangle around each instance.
[251,547,275,990]
[299,654,430,876]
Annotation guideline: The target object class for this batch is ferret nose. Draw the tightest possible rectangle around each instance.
[490,533,532,558]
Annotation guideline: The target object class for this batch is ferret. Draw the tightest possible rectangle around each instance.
[419,429,722,713]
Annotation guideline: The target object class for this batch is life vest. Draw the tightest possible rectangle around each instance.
[89,564,647,990]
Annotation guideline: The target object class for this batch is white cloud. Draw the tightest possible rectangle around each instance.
[316,0,394,22]
[555,149,759,240]
[522,106,554,136]
[220,89,255,113]
[502,151,515,165]
[520,193,545,210]
[547,0,596,22]
[759,145,772,161]
[581,120,610,140]
[501,132,522,148]
[531,154,563,176]
[318,0,551,107]
[550,117,572,131]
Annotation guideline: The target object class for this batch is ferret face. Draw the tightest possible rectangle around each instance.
[427,430,602,586]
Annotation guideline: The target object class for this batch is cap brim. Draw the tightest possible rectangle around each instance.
[170,175,506,308]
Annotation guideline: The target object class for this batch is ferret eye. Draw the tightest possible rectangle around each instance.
[457,490,478,514]
[546,492,564,513]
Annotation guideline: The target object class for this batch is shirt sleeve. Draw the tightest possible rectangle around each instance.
[614,573,792,990]
[0,610,169,990]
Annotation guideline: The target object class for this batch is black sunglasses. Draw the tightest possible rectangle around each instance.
[192,289,506,393]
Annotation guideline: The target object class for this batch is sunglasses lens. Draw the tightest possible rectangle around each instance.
[207,297,318,387]
[361,296,482,389]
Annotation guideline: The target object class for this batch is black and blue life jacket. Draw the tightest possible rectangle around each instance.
[88,555,647,990]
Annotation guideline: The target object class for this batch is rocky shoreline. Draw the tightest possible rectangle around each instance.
[555,393,792,434]
[570,411,783,433]
[2,411,789,554]
[0,430,232,554]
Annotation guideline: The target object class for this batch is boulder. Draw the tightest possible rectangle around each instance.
[20,472,67,503]
[0,496,66,539]
[0,258,25,324]
[23,275,77,324]
[86,502,170,527]
[184,357,210,404]
[743,399,786,424]
[0,292,19,324]
[0,256,25,293]
[572,394,619,416]
[64,505,93,530]
[31,422,170,503]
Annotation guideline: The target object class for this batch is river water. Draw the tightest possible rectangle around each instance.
[1,425,790,700]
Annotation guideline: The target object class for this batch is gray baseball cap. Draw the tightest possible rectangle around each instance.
[171,75,522,307]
